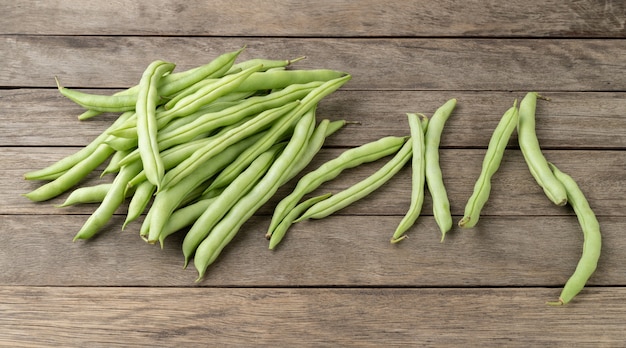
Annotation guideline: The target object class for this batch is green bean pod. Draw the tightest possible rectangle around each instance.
[55,77,138,113]
[24,111,134,181]
[546,163,601,306]
[73,160,143,241]
[518,92,567,206]
[267,135,407,237]
[158,195,220,248]
[156,64,264,123]
[458,100,519,228]
[181,144,284,267]
[160,101,300,190]
[268,193,332,250]
[23,144,116,202]
[122,180,156,230]
[193,107,317,281]
[154,81,321,151]
[136,60,176,188]
[226,56,306,74]
[295,138,412,222]
[55,183,113,208]
[391,113,429,243]
[424,98,456,241]
[75,48,244,119]
[145,132,265,244]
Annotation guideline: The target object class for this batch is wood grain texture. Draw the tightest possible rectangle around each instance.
[0,213,623,287]
[3,0,625,37]
[2,1,625,345]
[1,286,625,347]
[2,37,626,91]
[3,89,626,148]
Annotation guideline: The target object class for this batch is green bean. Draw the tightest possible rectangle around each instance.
[391,113,429,243]
[145,132,265,244]
[424,98,456,241]
[295,138,412,222]
[160,100,301,190]
[156,64,264,124]
[73,48,244,119]
[518,92,567,206]
[55,77,139,113]
[268,193,332,250]
[193,107,317,281]
[104,135,138,152]
[55,183,113,207]
[158,194,221,248]
[101,148,133,177]
[23,144,116,202]
[226,56,306,74]
[231,69,348,93]
[267,135,407,238]
[181,144,284,267]
[135,60,176,188]
[24,111,134,181]
[147,81,322,151]
[122,180,156,230]
[157,47,244,97]
[546,162,601,306]
[458,100,519,229]
[73,160,143,241]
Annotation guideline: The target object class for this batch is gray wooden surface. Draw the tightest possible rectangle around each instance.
[2,1,625,346]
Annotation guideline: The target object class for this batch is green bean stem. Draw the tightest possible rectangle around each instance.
[458,100,519,229]
[391,113,429,243]
[546,163,601,306]
[424,98,456,241]
[518,92,567,206]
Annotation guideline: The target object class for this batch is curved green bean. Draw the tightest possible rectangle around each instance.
[193,107,316,281]
[458,100,519,228]
[181,144,283,267]
[73,160,143,241]
[135,60,176,188]
[160,100,300,190]
[122,180,156,230]
[267,135,407,238]
[145,131,265,244]
[518,92,567,206]
[295,138,412,222]
[546,163,601,306]
[24,111,134,181]
[55,183,113,207]
[424,98,456,241]
[55,77,138,113]
[391,113,428,243]
[268,193,332,250]
[23,144,115,202]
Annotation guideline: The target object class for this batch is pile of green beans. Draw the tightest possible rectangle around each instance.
[24,47,351,279]
[25,51,603,305]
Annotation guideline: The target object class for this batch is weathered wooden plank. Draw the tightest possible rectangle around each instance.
[0,213,622,287]
[3,0,625,38]
[6,147,624,217]
[1,286,625,347]
[3,89,626,148]
[2,37,626,91]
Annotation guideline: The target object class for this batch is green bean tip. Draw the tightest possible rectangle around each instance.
[390,235,407,244]
[546,298,565,306]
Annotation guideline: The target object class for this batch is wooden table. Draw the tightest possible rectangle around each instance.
[2,1,626,346]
